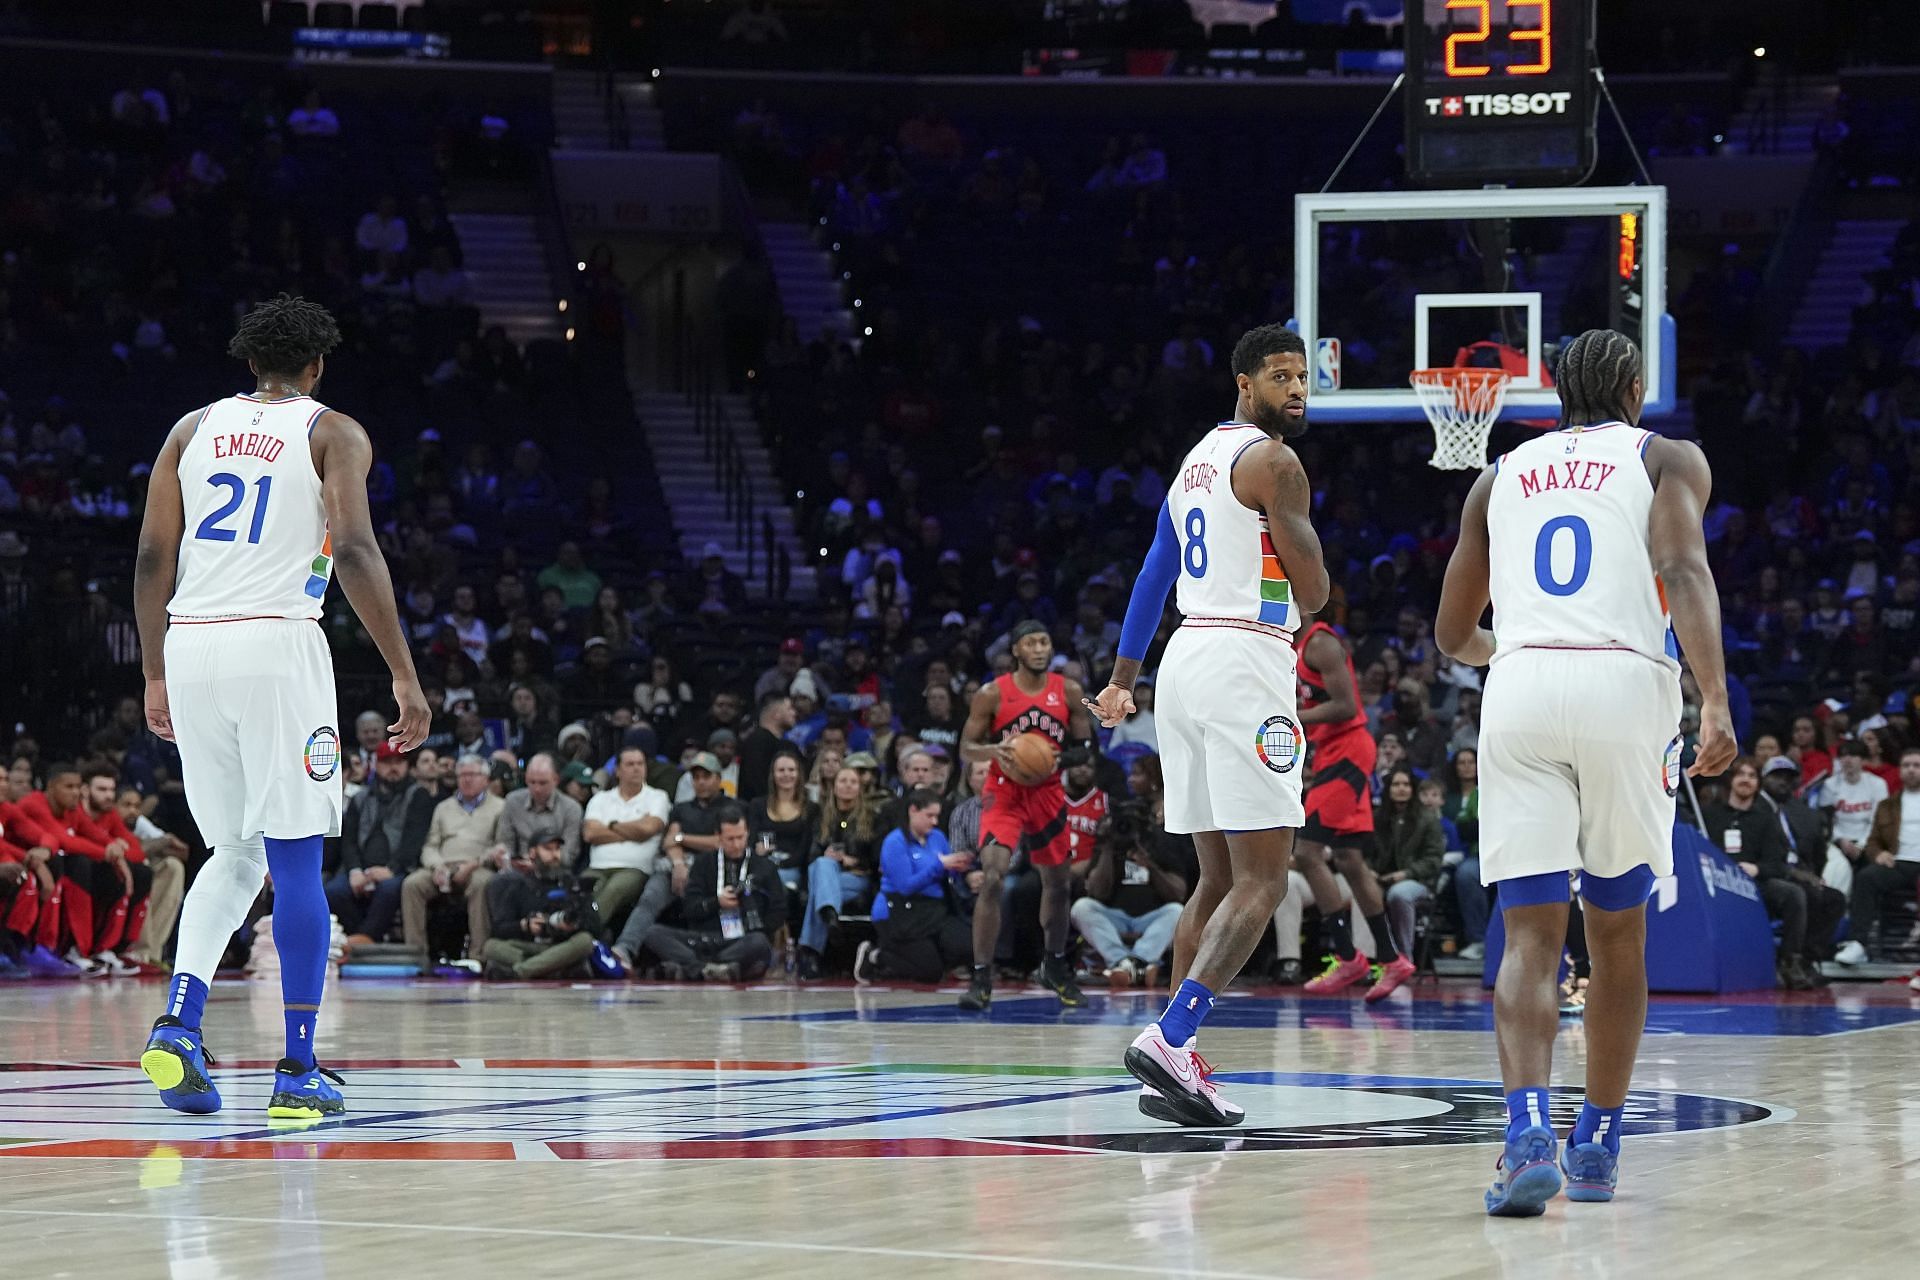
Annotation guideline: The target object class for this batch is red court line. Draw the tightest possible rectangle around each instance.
[0,1139,517,1161]
[548,1137,1090,1160]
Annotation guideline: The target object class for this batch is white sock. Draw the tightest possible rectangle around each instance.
[170,840,269,988]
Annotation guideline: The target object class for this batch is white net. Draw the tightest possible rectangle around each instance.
[1411,368,1512,471]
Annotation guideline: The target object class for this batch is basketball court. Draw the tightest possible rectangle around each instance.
[2,977,1914,1277]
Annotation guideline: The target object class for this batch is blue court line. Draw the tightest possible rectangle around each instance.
[684,1076,1140,1142]
[205,1069,856,1143]
[747,994,1920,1038]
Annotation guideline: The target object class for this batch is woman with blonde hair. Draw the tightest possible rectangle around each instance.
[797,766,877,978]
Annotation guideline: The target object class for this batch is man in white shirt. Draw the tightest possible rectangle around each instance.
[1835,746,1920,964]
[355,195,409,258]
[582,747,672,949]
[1819,740,1886,895]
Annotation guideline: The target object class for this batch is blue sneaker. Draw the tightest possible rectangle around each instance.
[140,1017,222,1114]
[1561,1138,1618,1202]
[589,941,628,980]
[24,944,82,978]
[268,1059,346,1121]
[1484,1126,1563,1217]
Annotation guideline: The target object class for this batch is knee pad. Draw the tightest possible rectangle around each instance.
[1579,865,1655,913]
[1497,870,1573,909]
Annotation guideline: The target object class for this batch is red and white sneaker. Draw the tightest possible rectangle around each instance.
[1124,1025,1245,1128]
[1364,954,1417,1003]
[1304,952,1371,995]
[1908,968,1919,993]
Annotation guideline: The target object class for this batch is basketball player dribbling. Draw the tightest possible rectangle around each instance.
[1435,328,1735,1214]
[1088,324,1330,1126]
[132,294,431,1121]
[1288,606,1417,1000]
[957,621,1097,1010]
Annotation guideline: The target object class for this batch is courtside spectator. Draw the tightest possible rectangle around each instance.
[610,750,727,968]
[1835,747,1920,965]
[581,746,671,960]
[113,785,186,970]
[328,744,433,945]
[490,754,582,866]
[402,755,507,962]
[1370,767,1445,960]
[798,765,878,975]
[1820,740,1886,894]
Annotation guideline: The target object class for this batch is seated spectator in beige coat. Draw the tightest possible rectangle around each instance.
[402,755,508,960]
[114,786,188,969]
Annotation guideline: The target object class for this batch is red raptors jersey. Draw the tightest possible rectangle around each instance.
[1064,786,1108,863]
[1296,622,1368,748]
[991,671,1069,786]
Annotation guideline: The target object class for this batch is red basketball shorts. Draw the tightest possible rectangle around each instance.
[979,769,1071,867]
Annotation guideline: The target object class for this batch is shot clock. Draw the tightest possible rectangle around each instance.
[1404,0,1598,185]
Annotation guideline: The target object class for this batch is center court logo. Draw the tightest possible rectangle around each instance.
[302,726,340,782]
[1254,715,1302,774]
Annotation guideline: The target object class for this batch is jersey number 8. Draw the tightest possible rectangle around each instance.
[1183,507,1208,578]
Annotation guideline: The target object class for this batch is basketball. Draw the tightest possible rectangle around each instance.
[1002,732,1059,785]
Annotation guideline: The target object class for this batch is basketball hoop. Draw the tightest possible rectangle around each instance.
[1411,367,1512,471]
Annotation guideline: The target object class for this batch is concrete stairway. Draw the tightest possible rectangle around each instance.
[447,213,562,348]
[1725,74,1838,156]
[760,221,855,346]
[1784,218,1904,351]
[552,68,612,150]
[634,389,815,599]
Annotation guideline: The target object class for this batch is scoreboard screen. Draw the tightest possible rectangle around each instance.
[1404,0,1597,186]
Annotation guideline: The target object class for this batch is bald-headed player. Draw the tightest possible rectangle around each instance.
[1436,328,1735,1215]
[1088,324,1330,1126]
[133,294,430,1122]
[958,621,1097,1011]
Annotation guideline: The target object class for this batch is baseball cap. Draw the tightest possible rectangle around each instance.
[790,670,820,702]
[780,636,804,655]
[688,751,723,774]
[702,541,725,560]
[561,761,595,788]
[707,728,738,747]
[940,610,966,627]
[1760,756,1798,776]
[921,743,950,760]
[375,742,407,761]
[583,636,609,651]
[938,549,963,566]
[844,751,880,770]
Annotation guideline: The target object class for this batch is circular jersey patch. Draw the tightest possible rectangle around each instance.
[303,726,340,782]
[1662,734,1683,798]
[1255,715,1303,774]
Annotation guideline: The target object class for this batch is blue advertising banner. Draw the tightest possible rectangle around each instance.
[1483,821,1779,993]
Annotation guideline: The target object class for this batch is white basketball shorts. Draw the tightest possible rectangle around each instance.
[1155,621,1306,835]
[1478,646,1682,885]
[165,617,344,847]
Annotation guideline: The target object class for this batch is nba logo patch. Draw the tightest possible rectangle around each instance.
[1314,337,1341,391]
[1254,715,1303,774]
[1661,734,1683,798]
[303,727,340,782]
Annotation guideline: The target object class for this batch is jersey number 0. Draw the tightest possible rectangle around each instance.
[1533,514,1592,596]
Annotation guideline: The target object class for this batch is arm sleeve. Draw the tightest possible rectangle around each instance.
[1117,500,1181,663]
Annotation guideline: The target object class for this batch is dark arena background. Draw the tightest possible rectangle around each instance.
[0,1,1917,1276]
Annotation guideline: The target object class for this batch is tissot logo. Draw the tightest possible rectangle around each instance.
[1426,91,1574,119]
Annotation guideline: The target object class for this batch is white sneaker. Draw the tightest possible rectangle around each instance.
[94,950,140,977]
[1908,969,1919,993]
[1834,940,1869,966]
[1460,942,1486,961]
[64,947,108,979]
[1123,1024,1244,1127]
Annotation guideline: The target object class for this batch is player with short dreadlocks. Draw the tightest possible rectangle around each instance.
[1436,327,1735,1214]
[132,294,429,1122]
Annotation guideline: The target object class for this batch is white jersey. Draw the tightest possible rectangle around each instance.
[1168,422,1296,635]
[1486,422,1676,671]
[169,393,332,622]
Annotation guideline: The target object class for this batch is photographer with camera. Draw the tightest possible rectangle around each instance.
[1068,800,1189,989]
[480,833,601,980]
[640,804,784,982]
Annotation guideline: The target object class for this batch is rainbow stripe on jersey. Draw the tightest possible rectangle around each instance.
[303,530,333,599]
[1257,520,1292,627]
